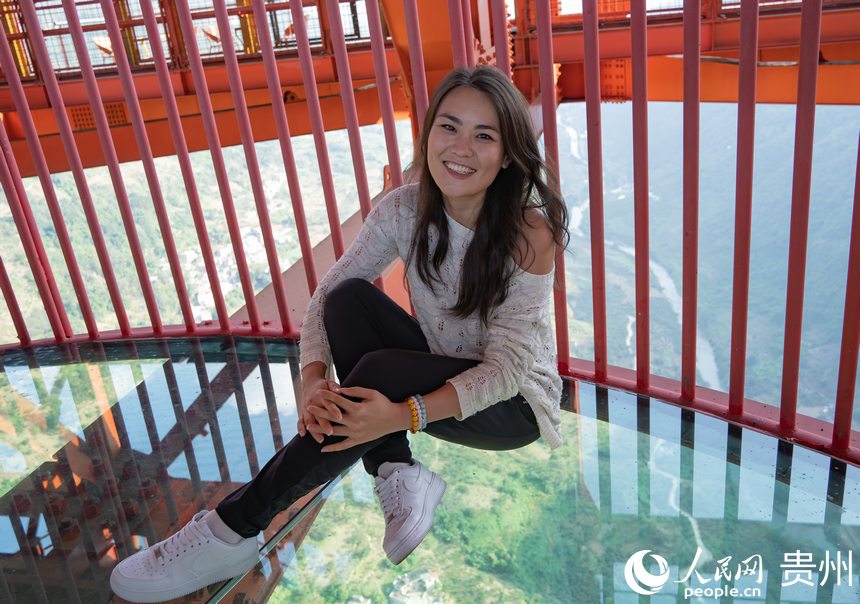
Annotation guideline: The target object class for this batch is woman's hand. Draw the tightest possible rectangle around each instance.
[298,376,343,443]
[304,386,409,452]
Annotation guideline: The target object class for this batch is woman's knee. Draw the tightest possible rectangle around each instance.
[342,349,400,391]
[325,277,376,309]
[324,278,373,314]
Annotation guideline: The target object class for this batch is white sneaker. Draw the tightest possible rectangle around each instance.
[110,510,258,603]
[375,460,446,565]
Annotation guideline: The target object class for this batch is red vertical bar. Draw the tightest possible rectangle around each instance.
[535,0,570,372]
[139,0,230,333]
[66,0,164,335]
[0,30,93,338]
[490,0,512,80]
[631,0,650,391]
[0,255,30,346]
[780,0,823,432]
[325,0,385,291]
[0,149,64,341]
[213,0,294,335]
[325,0,372,219]
[404,0,430,126]
[250,0,319,295]
[728,0,759,416]
[0,118,71,339]
[159,0,186,68]
[831,135,860,453]
[461,0,476,67]
[681,0,700,401]
[447,0,468,69]
[98,0,197,333]
[18,1,131,337]
[365,0,404,187]
[173,0,262,330]
[289,0,346,259]
[583,0,608,382]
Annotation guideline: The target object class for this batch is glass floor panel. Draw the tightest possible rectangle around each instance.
[0,338,858,603]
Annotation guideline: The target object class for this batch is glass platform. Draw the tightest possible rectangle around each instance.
[0,338,858,603]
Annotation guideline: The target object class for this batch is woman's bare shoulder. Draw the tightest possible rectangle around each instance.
[516,208,555,275]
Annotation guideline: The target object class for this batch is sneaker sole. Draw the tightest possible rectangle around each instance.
[387,475,446,565]
[110,550,259,603]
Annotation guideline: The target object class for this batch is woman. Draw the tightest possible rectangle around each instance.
[110,65,569,603]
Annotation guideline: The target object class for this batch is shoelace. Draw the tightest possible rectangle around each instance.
[160,519,209,560]
[376,472,402,520]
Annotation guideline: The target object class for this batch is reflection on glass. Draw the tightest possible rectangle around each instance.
[650,402,681,517]
[0,337,328,603]
[0,338,858,603]
[693,414,729,520]
[608,391,638,515]
[787,447,830,524]
[274,384,860,603]
[738,430,778,522]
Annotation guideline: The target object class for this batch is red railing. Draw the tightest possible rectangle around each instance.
[1,0,858,467]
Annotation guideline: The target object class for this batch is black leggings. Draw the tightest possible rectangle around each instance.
[216,278,539,537]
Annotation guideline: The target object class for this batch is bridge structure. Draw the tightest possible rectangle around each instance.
[0,1,858,602]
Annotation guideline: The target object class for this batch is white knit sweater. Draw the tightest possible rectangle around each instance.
[299,183,563,448]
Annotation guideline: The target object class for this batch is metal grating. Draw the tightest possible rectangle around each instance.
[68,102,128,130]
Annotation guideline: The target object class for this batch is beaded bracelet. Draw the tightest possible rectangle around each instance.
[414,393,428,431]
[405,396,420,433]
[405,394,428,433]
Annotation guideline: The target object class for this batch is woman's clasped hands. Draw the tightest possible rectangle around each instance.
[299,379,407,452]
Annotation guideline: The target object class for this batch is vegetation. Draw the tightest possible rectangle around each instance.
[0,359,163,496]
[557,102,860,424]
[267,402,860,603]
[2,106,857,420]
[270,422,601,604]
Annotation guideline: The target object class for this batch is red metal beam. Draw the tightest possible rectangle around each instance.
[0,48,394,111]
[0,30,92,338]
[631,0,650,391]
[19,0,131,337]
[448,0,468,69]
[535,0,571,374]
[251,0,319,298]
[366,0,404,187]
[326,0,384,293]
[140,0,231,333]
[290,0,346,260]
[527,7,860,62]
[0,133,66,342]
[0,255,29,346]
[491,0,512,79]
[680,0,701,402]
[780,0,823,432]
[583,0,608,382]
[831,136,860,453]
[173,0,262,331]
[4,82,409,177]
[728,0,759,416]
[215,0,295,336]
[70,0,167,334]
[566,357,860,467]
[403,0,430,126]
[0,116,73,339]
[461,0,476,68]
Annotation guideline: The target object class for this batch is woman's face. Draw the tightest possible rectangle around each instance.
[426,86,509,210]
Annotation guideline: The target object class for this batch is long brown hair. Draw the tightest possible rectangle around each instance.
[406,66,569,324]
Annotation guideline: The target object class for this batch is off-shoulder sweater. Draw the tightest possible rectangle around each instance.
[299,183,563,448]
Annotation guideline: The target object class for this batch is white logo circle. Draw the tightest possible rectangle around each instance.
[624,549,670,595]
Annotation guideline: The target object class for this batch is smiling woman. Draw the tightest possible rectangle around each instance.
[109,66,570,604]
[409,67,569,324]
[427,86,510,220]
